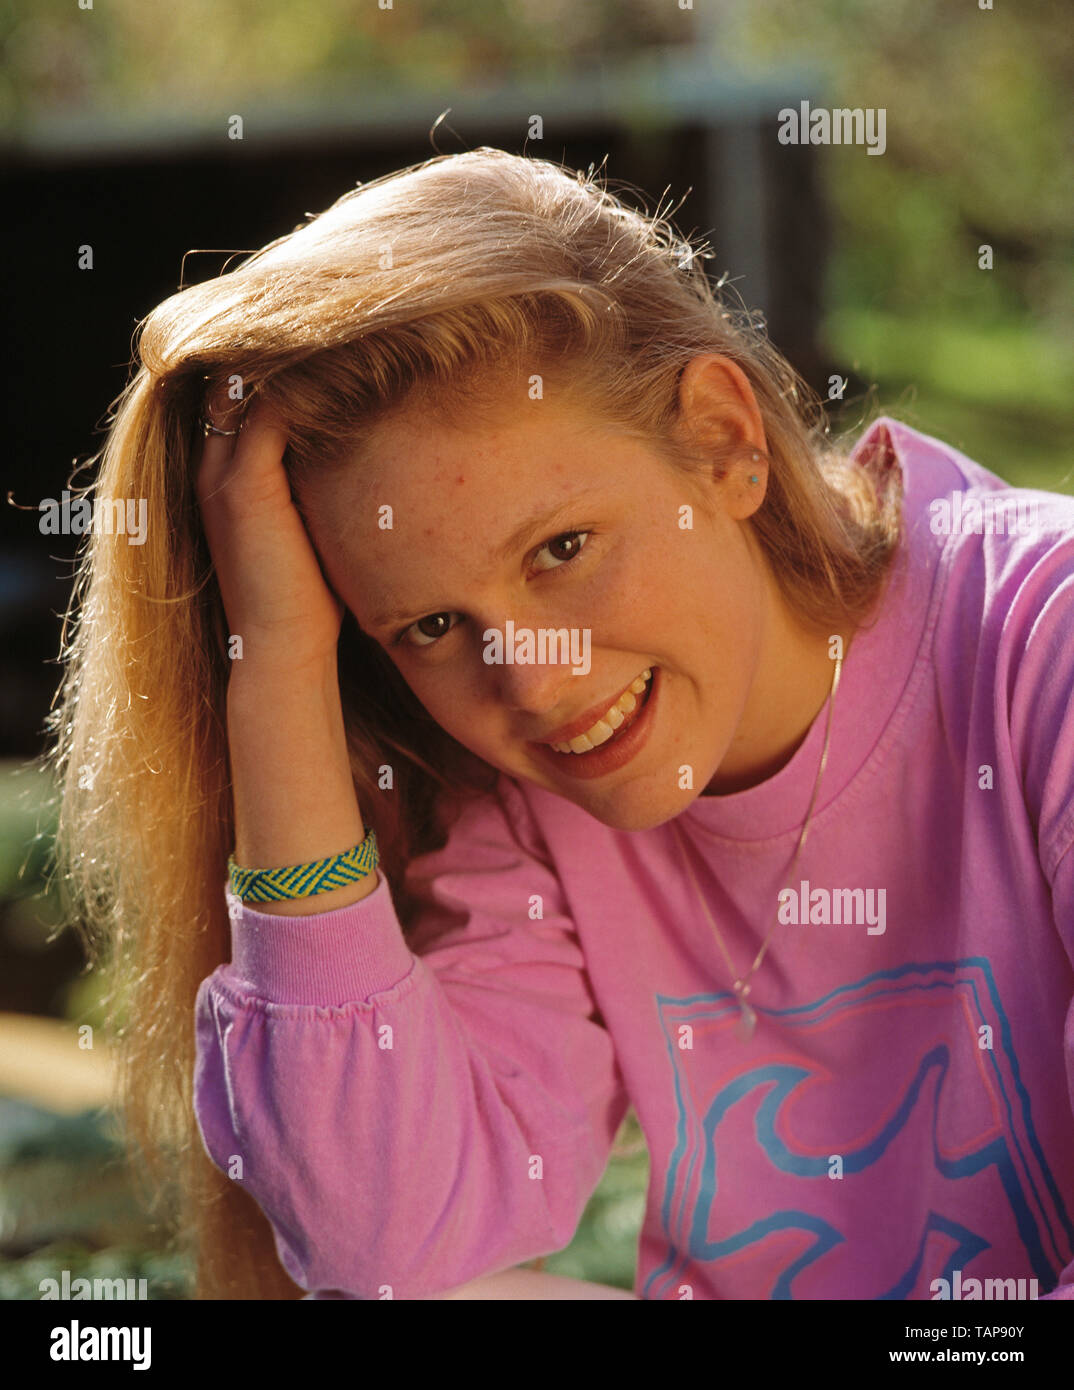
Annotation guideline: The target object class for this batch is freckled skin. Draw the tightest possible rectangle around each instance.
[297,358,851,832]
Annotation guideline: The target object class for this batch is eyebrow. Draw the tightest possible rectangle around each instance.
[367,492,601,631]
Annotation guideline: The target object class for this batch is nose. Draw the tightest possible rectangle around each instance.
[476,612,588,718]
[492,653,581,717]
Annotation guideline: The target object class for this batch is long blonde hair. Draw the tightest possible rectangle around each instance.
[41,147,902,1299]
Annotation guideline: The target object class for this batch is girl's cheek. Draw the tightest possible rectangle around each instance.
[571,539,641,610]
[419,672,490,742]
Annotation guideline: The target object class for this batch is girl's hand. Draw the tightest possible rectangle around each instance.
[195,387,344,676]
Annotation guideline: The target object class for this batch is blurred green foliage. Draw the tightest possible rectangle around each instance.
[4,2,1069,329]
[735,0,1073,485]
[0,0,690,125]
[826,310,1074,493]
[0,1096,192,1300]
[739,0,1074,327]
[547,1108,649,1288]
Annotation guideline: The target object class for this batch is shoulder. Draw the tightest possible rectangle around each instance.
[866,418,1074,866]
[863,415,1074,636]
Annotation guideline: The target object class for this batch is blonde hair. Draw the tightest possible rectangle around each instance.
[41,147,902,1299]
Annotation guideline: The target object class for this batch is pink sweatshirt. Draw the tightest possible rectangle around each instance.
[194,417,1074,1300]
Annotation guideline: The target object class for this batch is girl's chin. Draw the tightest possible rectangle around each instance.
[526,760,703,831]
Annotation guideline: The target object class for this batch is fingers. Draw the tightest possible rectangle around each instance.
[194,383,300,590]
[195,381,244,507]
[205,380,243,433]
[226,400,291,498]
[190,378,344,664]
[195,385,289,515]
[200,380,245,473]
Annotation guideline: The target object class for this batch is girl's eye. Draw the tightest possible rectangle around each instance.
[531,530,589,573]
[402,612,459,647]
[398,531,590,649]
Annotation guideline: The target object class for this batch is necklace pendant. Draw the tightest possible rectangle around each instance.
[734,999,758,1042]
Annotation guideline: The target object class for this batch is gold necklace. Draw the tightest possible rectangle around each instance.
[672,651,842,1042]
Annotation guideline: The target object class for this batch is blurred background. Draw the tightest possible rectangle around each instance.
[1,0,1071,1299]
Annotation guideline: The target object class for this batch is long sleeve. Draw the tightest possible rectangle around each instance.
[192,775,630,1299]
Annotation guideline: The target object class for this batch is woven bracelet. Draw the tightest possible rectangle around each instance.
[227,828,379,904]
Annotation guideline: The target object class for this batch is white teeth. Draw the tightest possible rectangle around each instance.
[586,720,616,748]
[549,668,653,754]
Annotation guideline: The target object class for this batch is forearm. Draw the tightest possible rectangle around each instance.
[226,658,378,916]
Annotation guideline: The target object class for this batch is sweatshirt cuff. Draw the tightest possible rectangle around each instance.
[224,871,416,1006]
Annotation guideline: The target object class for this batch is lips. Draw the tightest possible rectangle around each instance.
[530,665,660,778]
[532,667,654,750]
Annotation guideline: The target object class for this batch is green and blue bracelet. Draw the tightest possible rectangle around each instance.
[227,828,379,904]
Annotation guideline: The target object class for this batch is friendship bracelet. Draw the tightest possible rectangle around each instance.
[227,829,379,903]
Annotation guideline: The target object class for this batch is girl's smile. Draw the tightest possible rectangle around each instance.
[528,664,658,780]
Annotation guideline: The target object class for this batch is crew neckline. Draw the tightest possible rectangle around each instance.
[678,417,945,845]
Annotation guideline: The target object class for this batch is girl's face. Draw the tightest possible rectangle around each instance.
[300,363,834,831]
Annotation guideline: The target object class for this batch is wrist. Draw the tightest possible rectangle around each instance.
[226,651,339,700]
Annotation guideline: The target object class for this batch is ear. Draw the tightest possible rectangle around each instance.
[674,355,770,520]
[676,354,767,456]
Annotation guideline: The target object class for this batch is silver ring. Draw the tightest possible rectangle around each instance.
[202,418,240,438]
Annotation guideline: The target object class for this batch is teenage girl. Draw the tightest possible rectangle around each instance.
[47,149,1074,1300]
